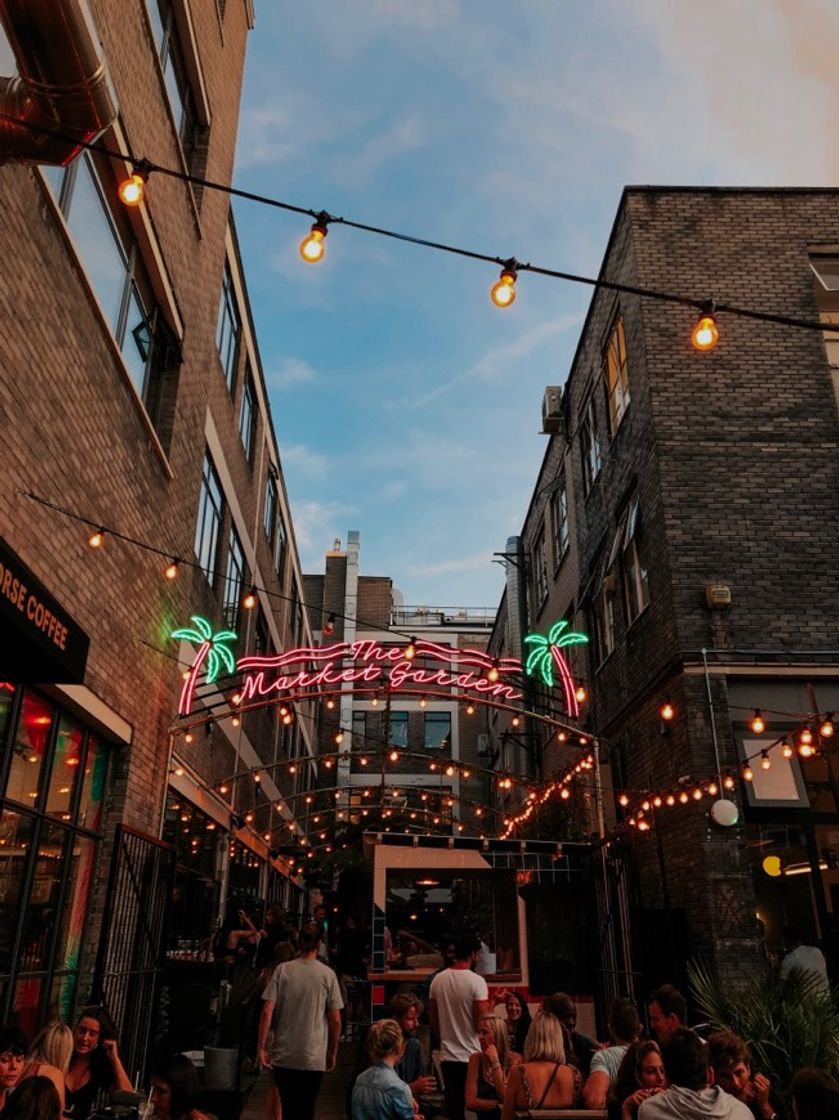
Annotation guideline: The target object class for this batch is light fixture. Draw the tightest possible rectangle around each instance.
[490,261,518,308]
[389,749,399,762]
[87,527,105,549]
[660,700,675,722]
[487,662,500,683]
[323,613,336,637]
[742,764,754,782]
[117,162,151,207]
[282,712,293,725]
[575,685,587,704]
[404,638,417,661]
[184,732,193,744]
[163,559,179,580]
[326,698,335,710]
[511,715,520,728]
[678,791,689,804]
[750,709,765,734]
[800,726,814,747]
[691,302,719,352]
[465,700,475,715]
[782,739,793,759]
[334,730,344,745]
[445,764,455,777]
[419,696,427,709]
[231,715,240,728]
[723,774,735,791]
[760,750,771,771]
[618,793,630,808]
[300,212,329,263]
[820,714,835,738]
[665,794,676,807]
[243,587,257,610]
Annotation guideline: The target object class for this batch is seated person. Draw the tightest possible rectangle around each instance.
[542,992,598,1077]
[707,1031,774,1120]
[501,1010,582,1120]
[584,997,642,1109]
[351,1020,415,1120]
[389,993,437,1102]
[608,1040,667,1120]
[466,1014,520,1120]
[637,1029,751,1120]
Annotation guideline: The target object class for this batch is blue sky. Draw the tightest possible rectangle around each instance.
[233,0,836,608]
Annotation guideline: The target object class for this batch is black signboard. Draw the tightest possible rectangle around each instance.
[0,535,90,682]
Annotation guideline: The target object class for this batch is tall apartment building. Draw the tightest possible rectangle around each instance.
[491,188,839,993]
[0,0,315,1067]
[303,533,497,842]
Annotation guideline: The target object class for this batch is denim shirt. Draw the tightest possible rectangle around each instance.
[351,1061,415,1120]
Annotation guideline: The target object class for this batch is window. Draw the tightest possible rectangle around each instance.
[811,255,839,291]
[594,582,616,663]
[149,0,199,166]
[550,478,569,567]
[423,712,451,751]
[603,316,630,434]
[388,712,409,749]
[216,263,240,392]
[580,394,602,494]
[44,154,179,440]
[239,367,256,462]
[223,527,245,628]
[194,453,224,585]
[254,609,270,656]
[619,497,649,623]
[352,712,366,751]
[532,528,548,607]
[275,518,287,582]
[263,473,277,546]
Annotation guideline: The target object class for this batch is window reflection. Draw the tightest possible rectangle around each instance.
[65,157,127,333]
[46,715,84,821]
[7,692,53,807]
[18,821,66,973]
[0,809,35,972]
[78,735,107,833]
[54,834,95,975]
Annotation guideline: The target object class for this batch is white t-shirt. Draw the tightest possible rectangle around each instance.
[262,957,343,1070]
[429,966,489,1062]
[779,944,830,994]
[590,1043,629,1082]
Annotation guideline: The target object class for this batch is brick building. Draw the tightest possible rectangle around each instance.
[303,532,497,841]
[0,0,315,1068]
[490,187,839,995]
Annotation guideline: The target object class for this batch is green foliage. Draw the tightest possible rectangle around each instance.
[688,958,839,1115]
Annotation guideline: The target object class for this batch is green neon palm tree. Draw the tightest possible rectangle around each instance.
[172,615,237,715]
[524,620,588,717]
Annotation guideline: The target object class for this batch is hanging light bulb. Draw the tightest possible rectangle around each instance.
[87,527,105,549]
[742,764,754,782]
[707,782,719,796]
[575,685,587,704]
[800,726,814,747]
[487,662,500,683]
[799,741,814,759]
[322,613,336,637]
[560,787,571,800]
[445,765,455,777]
[781,738,793,759]
[665,793,676,807]
[359,755,368,766]
[465,700,475,715]
[820,714,835,738]
[691,303,719,352]
[750,709,765,734]
[300,213,329,263]
[679,790,690,804]
[760,750,772,771]
[404,638,417,661]
[243,587,257,610]
[490,262,518,308]
[556,730,567,743]
[723,774,735,791]
[660,700,675,722]
[389,749,399,762]
[231,715,240,728]
[117,164,150,207]
[511,715,520,728]
[334,730,344,745]
[419,696,427,709]
[163,559,179,580]
[326,698,335,710]
[282,712,293,725]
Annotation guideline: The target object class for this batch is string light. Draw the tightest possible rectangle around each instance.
[750,709,766,734]
[419,696,427,709]
[799,726,814,747]
[243,587,257,610]
[574,685,587,704]
[660,700,675,722]
[820,714,835,738]
[299,213,329,263]
[389,749,399,762]
[490,263,517,308]
[323,613,336,637]
[742,764,754,782]
[334,730,344,745]
[163,559,179,580]
[465,700,475,715]
[487,662,500,683]
[404,638,417,661]
[782,739,793,759]
[691,304,720,352]
[760,750,772,771]
[117,166,149,207]
[87,528,105,549]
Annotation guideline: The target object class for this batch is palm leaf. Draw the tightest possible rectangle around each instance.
[206,648,221,683]
[191,616,213,640]
[556,631,589,648]
[537,651,554,687]
[216,644,236,676]
[172,627,204,643]
[547,621,569,644]
[212,629,238,643]
[525,647,545,675]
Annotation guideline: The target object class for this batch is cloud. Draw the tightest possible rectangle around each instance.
[405,312,583,408]
[280,443,330,480]
[235,106,297,169]
[406,551,493,578]
[338,111,426,185]
[290,499,358,565]
[265,357,317,389]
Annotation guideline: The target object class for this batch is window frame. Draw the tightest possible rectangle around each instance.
[423,711,452,751]
[239,366,256,463]
[275,517,287,583]
[216,262,241,393]
[263,473,277,547]
[603,315,630,435]
[148,0,201,168]
[619,497,649,624]
[223,525,245,629]
[532,527,548,608]
[194,452,224,586]
[580,392,602,495]
[594,581,616,665]
[550,478,569,569]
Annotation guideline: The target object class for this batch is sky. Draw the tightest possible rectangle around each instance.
[233,0,838,609]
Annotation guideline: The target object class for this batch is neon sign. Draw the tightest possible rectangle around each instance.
[524,620,588,718]
[173,620,588,720]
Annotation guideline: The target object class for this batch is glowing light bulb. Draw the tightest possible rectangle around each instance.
[653,796,663,808]
[243,587,257,610]
[760,751,771,771]
[692,787,703,800]
[750,709,765,734]
[359,755,368,766]
[660,701,675,721]
[665,794,675,806]
[282,712,293,725]
[707,782,719,796]
[490,266,517,308]
[560,787,570,800]
[742,765,754,782]
[118,172,146,207]
[300,220,328,263]
[465,701,475,715]
[691,310,719,352]
[799,742,814,759]
[782,739,793,759]
[334,730,344,745]
[679,791,689,804]
[389,749,399,762]
[164,559,179,580]
[419,696,427,709]
[511,715,520,728]
[800,726,814,746]
[487,663,500,683]
[87,528,105,549]
[574,685,587,704]
[820,715,835,738]
[325,698,335,710]
[723,774,735,791]
[618,793,629,807]
[404,638,417,660]
[445,765,455,777]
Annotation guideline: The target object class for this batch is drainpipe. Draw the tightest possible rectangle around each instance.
[0,0,117,165]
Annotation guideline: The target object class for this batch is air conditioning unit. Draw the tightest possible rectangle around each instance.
[477,733,491,757]
[541,385,564,434]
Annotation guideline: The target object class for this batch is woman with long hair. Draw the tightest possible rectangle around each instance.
[0,1026,26,1114]
[64,1006,132,1120]
[21,1023,73,1111]
[150,1055,209,1120]
[501,1011,582,1120]
[502,993,531,1056]
[2,1075,60,1120]
[466,1015,521,1119]
[607,1040,667,1120]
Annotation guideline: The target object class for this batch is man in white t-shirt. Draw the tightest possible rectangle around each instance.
[583,997,641,1109]
[429,934,490,1120]
[779,926,830,995]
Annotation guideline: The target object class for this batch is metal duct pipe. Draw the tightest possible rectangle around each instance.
[0,0,117,165]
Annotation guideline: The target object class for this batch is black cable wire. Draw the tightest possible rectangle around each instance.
[3,110,837,335]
